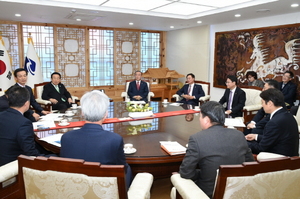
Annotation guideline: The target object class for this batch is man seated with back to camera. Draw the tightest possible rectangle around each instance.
[179,101,254,198]
[245,88,299,156]
[176,73,205,106]
[244,79,281,135]
[127,71,149,103]
[219,75,246,118]
[42,72,73,111]
[0,86,54,166]
[60,90,132,189]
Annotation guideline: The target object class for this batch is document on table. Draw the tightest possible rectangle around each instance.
[225,118,246,127]
[39,133,63,147]
[160,141,186,155]
[32,121,56,130]
[169,103,183,106]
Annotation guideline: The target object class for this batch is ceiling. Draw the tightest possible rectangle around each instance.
[0,0,299,31]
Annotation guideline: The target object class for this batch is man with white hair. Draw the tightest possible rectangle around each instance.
[60,90,132,187]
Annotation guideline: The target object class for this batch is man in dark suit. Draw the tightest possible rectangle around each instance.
[176,73,205,106]
[127,71,149,103]
[60,90,132,188]
[279,71,297,109]
[42,72,72,111]
[14,68,49,121]
[0,86,41,166]
[244,79,280,135]
[246,88,299,156]
[179,101,254,198]
[219,75,246,118]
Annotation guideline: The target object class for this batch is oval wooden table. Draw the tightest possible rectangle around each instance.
[36,102,202,178]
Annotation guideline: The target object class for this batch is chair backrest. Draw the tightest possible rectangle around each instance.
[194,80,210,95]
[124,79,151,101]
[240,86,262,107]
[34,82,49,99]
[213,156,300,199]
[18,155,128,199]
[0,91,4,96]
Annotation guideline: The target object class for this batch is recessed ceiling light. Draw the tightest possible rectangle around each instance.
[170,26,174,29]
[197,21,202,24]
[15,14,21,17]
[129,22,134,25]
[291,3,299,7]
[235,14,241,17]
[76,19,81,21]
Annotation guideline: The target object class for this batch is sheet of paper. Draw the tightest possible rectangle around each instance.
[169,103,182,106]
[39,133,63,147]
[225,118,246,127]
[32,120,56,130]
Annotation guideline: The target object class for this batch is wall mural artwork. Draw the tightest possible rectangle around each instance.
[214,23,300,95]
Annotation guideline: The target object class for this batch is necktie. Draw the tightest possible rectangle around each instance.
[186,85,191,101]
[137,81,140,90]
[187,85,191,95]
[54,85,65,102]
[227,91,233,110]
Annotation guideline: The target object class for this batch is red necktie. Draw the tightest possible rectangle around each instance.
[137,81,140,90]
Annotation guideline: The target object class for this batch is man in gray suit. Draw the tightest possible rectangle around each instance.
[179,101,254,198]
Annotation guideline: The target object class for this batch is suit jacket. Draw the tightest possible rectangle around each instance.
[0,108,40,166]
[279,81,297,108]
[127,80,149,102]
[0,93,36,121]
[42,82,72,110]
[219,87,246,118]
[248,79,264,88]
[176,84,205,106]
[60,123,132,187]
[15,83,43,113]
[0,95,9,112]
[248,108,299,156]
[179,125,254,198]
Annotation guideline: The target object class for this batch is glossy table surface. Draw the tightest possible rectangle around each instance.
[36,101,202,177]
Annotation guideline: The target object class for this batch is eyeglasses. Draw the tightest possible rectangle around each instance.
[225,82,232,84]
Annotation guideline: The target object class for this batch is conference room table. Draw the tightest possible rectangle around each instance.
[35,101,204,178]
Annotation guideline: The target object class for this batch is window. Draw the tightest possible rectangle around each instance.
[140,32,160,72]
[89,29,114,86]
[23,25,54,82]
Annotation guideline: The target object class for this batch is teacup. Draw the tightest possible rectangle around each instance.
[65,110,73,115]
[194,106,200,110]
[124,143,133,149]
[72,104,78,108]
[59,119,68,125]
[163,99,168,103]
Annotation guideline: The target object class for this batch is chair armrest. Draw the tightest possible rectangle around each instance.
[172,94,181,101]
[170,173,209,199]
[149,92,154,97]
[36,99,52,105]
[0,160,18,183]
[243,105,262,111]
[121,92,128,98]
[257,152,286,161]
[199,95,210,102]
[128,173,153,199]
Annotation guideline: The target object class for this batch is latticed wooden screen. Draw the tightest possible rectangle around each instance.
[115,30,140,85]
[56,27,86,87]
[0,23,20,70]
